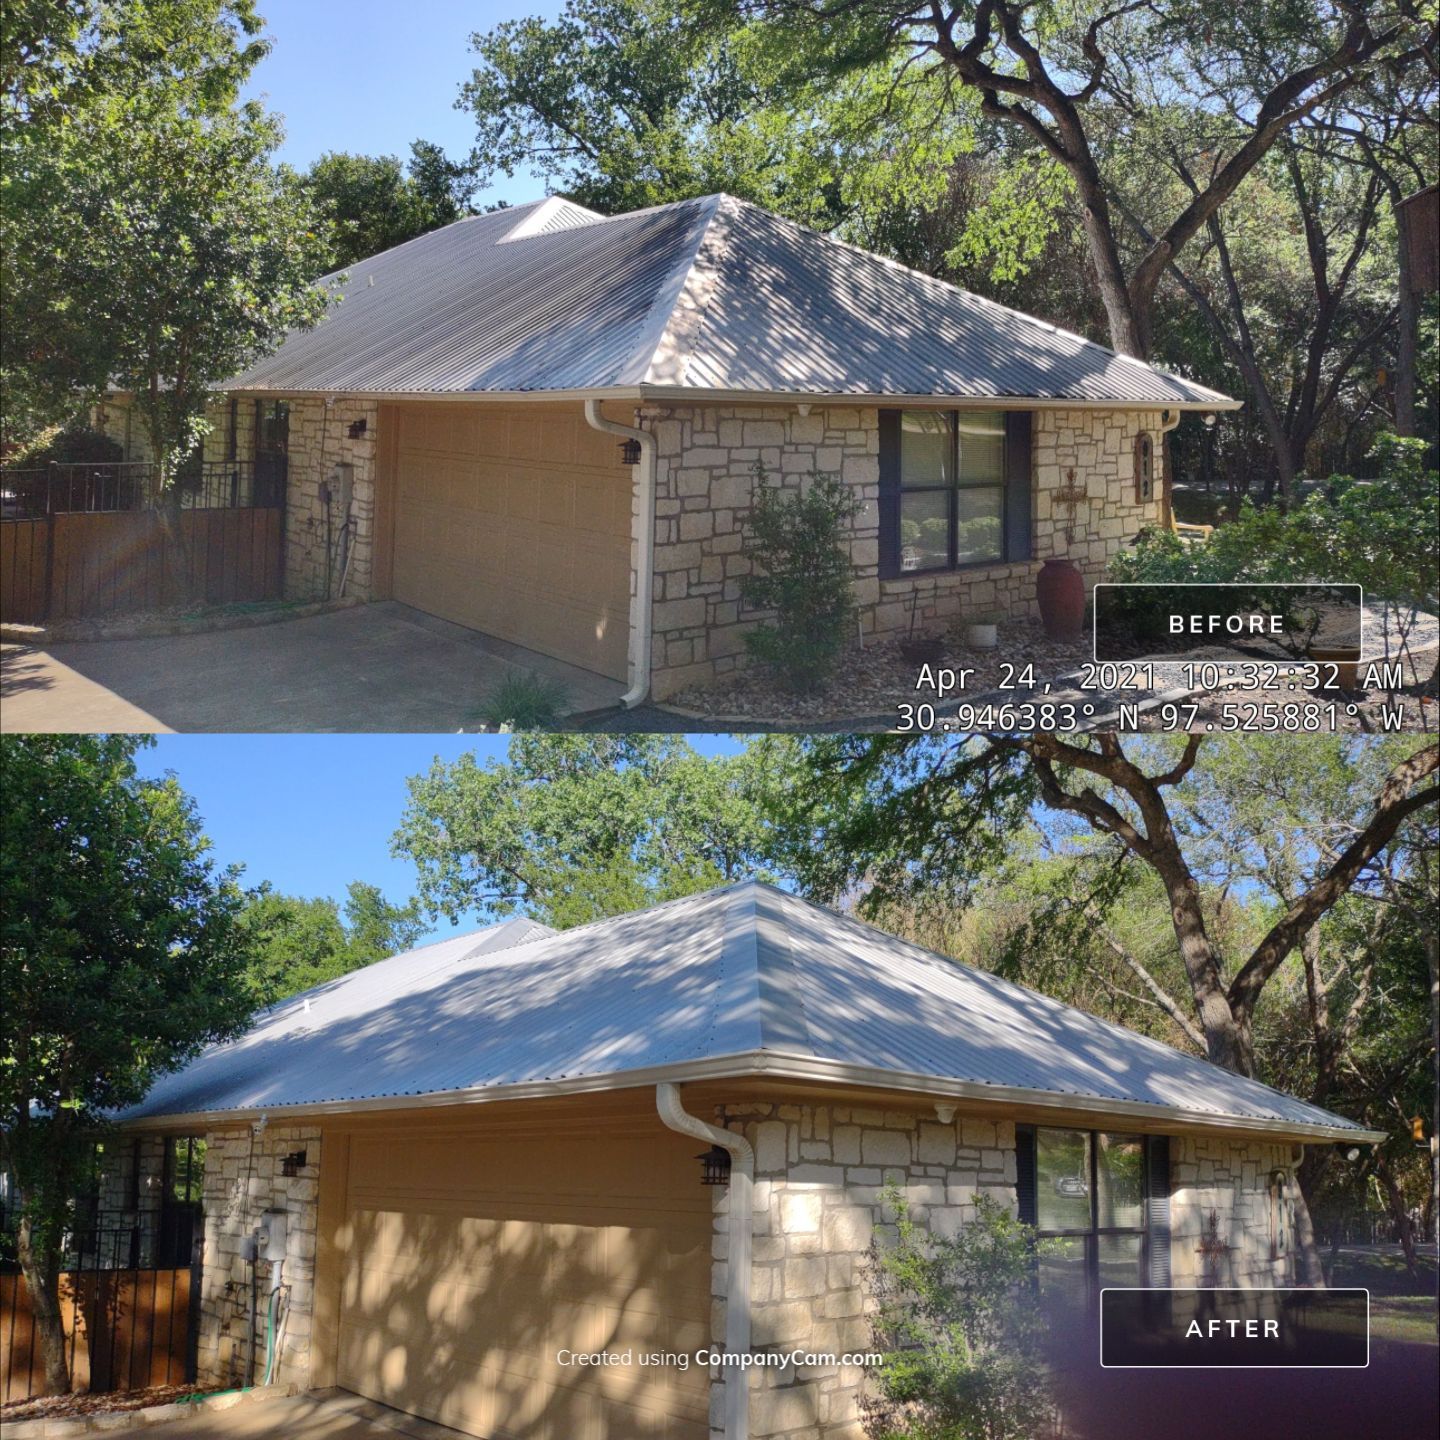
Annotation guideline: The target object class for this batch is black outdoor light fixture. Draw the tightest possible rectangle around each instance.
[618,438,642,466]
[696,1145,732,1186]
[281,1149,307,1177]
[347,417,368,439]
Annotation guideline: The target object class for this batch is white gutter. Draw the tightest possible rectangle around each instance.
[656,1081,752,1440]
[584,398,656,707]
[116,1048,1386,1144]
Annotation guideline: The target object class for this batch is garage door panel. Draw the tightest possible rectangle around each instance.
[338,1128,709,1440]
[390,403,631,679]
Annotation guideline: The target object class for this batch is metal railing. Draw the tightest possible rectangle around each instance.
[0,459,280,519]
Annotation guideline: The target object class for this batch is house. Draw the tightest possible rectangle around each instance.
[114,880,1375,1440]
[96,194,1238,702]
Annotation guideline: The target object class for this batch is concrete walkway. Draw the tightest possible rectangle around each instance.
[1,602,623,733]
[101,1392,477,1439]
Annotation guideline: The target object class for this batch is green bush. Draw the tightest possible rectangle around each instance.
[472,672,571,731]
[14,423,125,468]
[863,1189,1055,1440]
[740,466,862,691]
[1110,436,1437,607]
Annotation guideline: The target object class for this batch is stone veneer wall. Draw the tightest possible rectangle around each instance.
[197,1123,322,1390]
[91,396,157,463]
[642,404,1168,699]
[1170,1135,1296,1288]
[707,1102,1018,1440]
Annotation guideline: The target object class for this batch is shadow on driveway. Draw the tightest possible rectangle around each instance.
[1,602,623,734]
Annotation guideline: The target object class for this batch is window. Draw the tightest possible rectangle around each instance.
[1018,1126,1168,1302]
[880,408,1032,577]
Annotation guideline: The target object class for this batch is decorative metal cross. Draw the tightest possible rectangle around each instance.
[1196,1208,1232,1287]
[1052,467,1089,547]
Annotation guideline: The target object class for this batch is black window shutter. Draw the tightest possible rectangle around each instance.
[1004,410,1034,563]
[1145,1135,1172,1287]
[1016,1125,1038,1227]
[878,409,901,580]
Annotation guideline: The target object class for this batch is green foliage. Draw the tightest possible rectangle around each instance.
[239,880,428,1002]
[13,422,123,467]
[472,671,572,732]
[740,468,862,691]
[391,735,776,929]
[864,1190,1053,1440]
[1,2,335,470]
[1111,437,1439,616]
[0,733,255,1389]
[299,139,477,271]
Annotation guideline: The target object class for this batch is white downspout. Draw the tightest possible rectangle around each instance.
[656,1081,752,1440]
[584,398,655,707]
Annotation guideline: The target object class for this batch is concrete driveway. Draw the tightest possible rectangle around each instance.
[103,1391,474,1439]
[1,602,623,733]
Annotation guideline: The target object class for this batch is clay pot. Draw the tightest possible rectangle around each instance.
[1307,646,1362,691]
[1037,558,1087,640]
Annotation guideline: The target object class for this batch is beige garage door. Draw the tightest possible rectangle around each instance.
[388,403,633,680]
[337,1126,712,1440]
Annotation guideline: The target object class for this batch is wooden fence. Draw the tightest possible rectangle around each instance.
[0,507,284,625]
[0,1268,193,1404]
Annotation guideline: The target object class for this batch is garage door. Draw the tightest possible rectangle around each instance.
[336,1126,712,1440]
[388,403,633,680]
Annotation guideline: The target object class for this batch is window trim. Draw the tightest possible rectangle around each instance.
[1018,1124,1165,1295]
[880,408,1032,579]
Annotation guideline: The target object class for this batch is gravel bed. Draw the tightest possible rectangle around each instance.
[667,621,1087,725]
[1,1384,209,1424]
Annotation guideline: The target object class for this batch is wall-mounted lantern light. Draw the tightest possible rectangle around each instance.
[281,1149,307,1177]
[618,438,642,466]
[1412,1115,1428,1148]
[695,1146,732,1186]
[347,418,368,439]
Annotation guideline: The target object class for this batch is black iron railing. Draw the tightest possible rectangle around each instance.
[0,459,281,519]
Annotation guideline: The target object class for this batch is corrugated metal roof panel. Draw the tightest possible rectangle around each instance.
[123,882,1359,1135]
[225,194,1233,407]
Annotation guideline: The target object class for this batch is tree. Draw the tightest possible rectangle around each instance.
[240,880,428,1000]
[0,736,256,1395]
[299,139,478,271]
[734,1,1416,359]
[1,2,334,474]
[771,734,1439,1079]
[391,735,777,929]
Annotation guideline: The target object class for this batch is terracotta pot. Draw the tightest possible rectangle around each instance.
[1036,558,1086,640]
[1307,646,1362,691]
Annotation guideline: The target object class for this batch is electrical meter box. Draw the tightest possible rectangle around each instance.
[258,1209,288,1263]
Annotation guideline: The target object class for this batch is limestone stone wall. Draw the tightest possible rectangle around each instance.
[91,396,156,463]
[1170,1135,1296,1287]
[271,398,378,603]
[197,1123,322,1390]
[708,1101,1018,1440]
[642,403,1168,699]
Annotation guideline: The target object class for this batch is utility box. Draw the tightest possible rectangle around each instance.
[330,462,354,519]
[258,1209,288,1263]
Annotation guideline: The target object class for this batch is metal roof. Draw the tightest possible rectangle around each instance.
[226,194,1235,408]
[122,881,1366,1139]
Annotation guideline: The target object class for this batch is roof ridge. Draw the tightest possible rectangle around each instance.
[714,196,1232,404]
[314,199,548,285]
[615,194,728,387]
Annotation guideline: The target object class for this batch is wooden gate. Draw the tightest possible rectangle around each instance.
[0,461,285,625]
[0,1267,195,1404]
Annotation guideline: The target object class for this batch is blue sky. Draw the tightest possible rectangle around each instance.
[134,735,744,944]
[242,1,559,200]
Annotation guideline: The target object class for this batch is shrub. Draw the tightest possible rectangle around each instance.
[863,1189,1055,1440]
[472,672,570,731]
[14,423,125,468]
[739,466,862,691]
